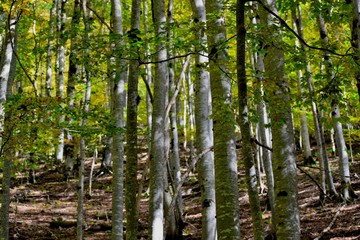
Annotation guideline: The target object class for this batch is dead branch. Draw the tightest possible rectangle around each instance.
[314,203,346,240]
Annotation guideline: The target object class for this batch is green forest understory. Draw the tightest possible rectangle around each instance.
[1,0,360,239]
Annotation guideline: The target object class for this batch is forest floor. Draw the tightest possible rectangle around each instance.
[5,145,360,240]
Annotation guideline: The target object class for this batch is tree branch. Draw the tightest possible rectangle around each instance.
[253,0,353,58]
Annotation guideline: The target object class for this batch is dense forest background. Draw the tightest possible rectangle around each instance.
[0,0,360,239]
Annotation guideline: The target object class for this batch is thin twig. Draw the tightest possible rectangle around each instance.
[253,0,353,58]
[313,203,346,240]
[163,147,213,238]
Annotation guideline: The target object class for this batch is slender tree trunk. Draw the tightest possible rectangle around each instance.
[55,0,66,163]
[259,1,300,238]
[331,101,355,200]
[149,0,168,238]
[45,0,56,98]
[0,15,18,240]
[77,1,92,239]
[237,1,264,239]
[251,6,276,233]
[111,0,127,239]
[191,1,217,239]
[206,0,241,238]
[316,13,338,197]
[65,0,81,178]
[166,2,184,238]
[125,0,141,238]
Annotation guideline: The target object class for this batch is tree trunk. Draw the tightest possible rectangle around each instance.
[259,1,300,239]
[77,1,92,239]
[237,1,264,239]
[55,0,66,163]
[316,13,338,197]
[65,0,81,178]
[149,0,168,238]
[0,15,18,240]
[251,5,276,233]
[45,0,56,98]
[206,0,241,238]
[331,101,355,201]
[110,0,127,239]
[125,0,141,238]
[191,1,217,239]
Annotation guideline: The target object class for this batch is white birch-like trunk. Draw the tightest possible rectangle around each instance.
[191,1,217,239]
[260,1,300,238]
[55,0,66,163]
[110,0,127,239]
[331,101,353,200]
[150,0,168,238]
[45,0,56,97]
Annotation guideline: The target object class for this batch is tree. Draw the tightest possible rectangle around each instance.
[77,0,92,238]
[0,11,18,240]
[206,0,241,238]
[237,1,264,239]
[125,0,141,237]
[149,0,168,238]
[259,0,300,238]
[54,0,66,164]
[110,0,127,238]
[45,0,56,98]
[191,0,217,239]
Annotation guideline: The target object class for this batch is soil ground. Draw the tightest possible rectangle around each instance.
[5,147,360,240]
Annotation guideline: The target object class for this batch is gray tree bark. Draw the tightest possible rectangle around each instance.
[316,13,338,197]
[110,0,127,239]
[259,1,300,238]
[149,0,168,238]
[55,0,66,163]
[45,0,56,98]
[206,0,241,238]
[331,101,355,201]
[191,0,217,239]
[77,1,92,239]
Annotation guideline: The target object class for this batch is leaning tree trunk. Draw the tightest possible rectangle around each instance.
[236,1,264,239]
[110,0,127,239]
[291,6,312,164]
[206,0,241,238]
[149,0,168,238]
[125,0,141,238]
[259,1,300,239]
[331,101,355,201]
[0,15,18,240]
[316,13,339,197]
[190,0,217,239]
